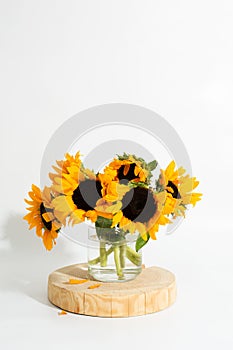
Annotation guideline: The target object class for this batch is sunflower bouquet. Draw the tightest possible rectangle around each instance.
[24,151,202,281]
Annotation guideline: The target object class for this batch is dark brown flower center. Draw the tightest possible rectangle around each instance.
[167,181,181,199]
[40,203,52,231]
[72,179,102,212]
[117,163,139,184]
[122,187,157,223]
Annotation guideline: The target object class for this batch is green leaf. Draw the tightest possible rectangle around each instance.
[117,152,130,160]
[135,233,150,252]
[129,181,148,188]
[147,160,157,171]
[95,216,112,238]
[95,216,121,242]
[95,216,112,228]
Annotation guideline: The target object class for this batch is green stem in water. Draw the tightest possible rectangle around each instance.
[100,242,107,267]
[89,246,114,265]
[126,246,141,266]
[119,244,126,268]
[114,245,124,279]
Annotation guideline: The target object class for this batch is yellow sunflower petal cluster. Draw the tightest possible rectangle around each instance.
[98,153,158,203]
[107,156,148,182]
[23,185,61,250]
[158,161,202,218]
[24,151,202,252]
[98,153,153,196]
[49,151,83,194]
[48,151,112,225]
[110,187,178,241]
[51,168,115,226]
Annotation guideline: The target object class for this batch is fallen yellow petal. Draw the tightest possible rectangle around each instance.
[88,284,102,289]
[68,278,89,284]
[58,310,67,316]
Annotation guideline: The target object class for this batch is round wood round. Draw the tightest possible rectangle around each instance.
[48,263,176,317]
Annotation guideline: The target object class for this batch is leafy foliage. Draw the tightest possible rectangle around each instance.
[135,233,150,252]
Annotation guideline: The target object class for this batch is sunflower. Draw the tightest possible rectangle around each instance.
[49,151,84,194]
[110,185,172,240]
[52,169,115,226]
[99,153,157,188]
[23,185,61,250]
[98,154,158,206]
[157,161,202,218]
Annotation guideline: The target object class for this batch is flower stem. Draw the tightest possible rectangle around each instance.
[114,245,124,279]
[100,242,107,267]
[119,244,126,268]
[126,246,141,266]
[89,246,114,265]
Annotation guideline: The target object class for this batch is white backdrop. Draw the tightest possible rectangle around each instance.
[1,1,233,349]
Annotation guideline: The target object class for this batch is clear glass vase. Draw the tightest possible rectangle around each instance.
[88,225,142,282]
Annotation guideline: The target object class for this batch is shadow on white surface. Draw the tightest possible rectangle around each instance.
[0,213,73,308]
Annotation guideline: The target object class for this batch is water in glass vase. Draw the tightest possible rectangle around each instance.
[88,225,142,282]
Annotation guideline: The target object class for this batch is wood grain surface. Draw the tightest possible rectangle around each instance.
[48,263,176,317]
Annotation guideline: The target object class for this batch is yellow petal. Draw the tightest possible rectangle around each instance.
[52,196,75,215]
[58,310,67,316]
[42,230,53,250]
[139,170,146,182]
[111,211,123,227]
[54,209,68,226]
[88,283,102,289]
[31,184,42,197]
[42,212,54,222]
[141,231,149,241]
[36,225,43,237]
[123,164,130,176]
[105,201,122,214]
[158,214,171,225]
[86,210,97,223]
[134,165,140,176]
[165,161,175,178]
[135,222,147,236]
[68,279,88,284]
[178,167,186,176]
[148,224,159,240]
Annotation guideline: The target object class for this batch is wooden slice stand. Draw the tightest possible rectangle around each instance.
[48,263,176,317]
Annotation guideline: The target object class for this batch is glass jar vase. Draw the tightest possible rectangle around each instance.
[87,225,142,282]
